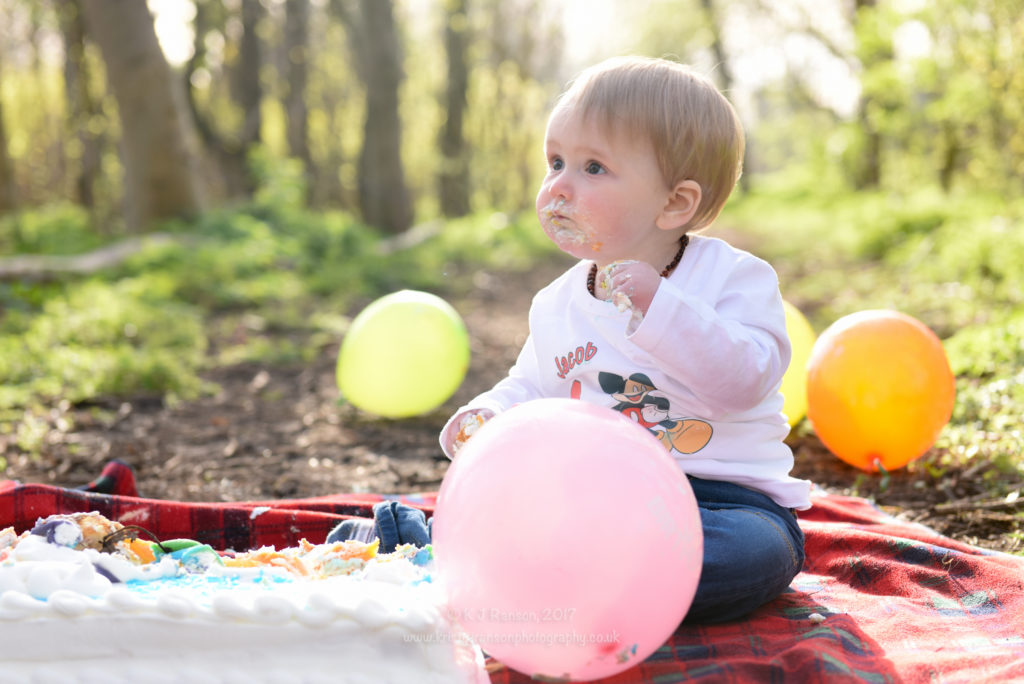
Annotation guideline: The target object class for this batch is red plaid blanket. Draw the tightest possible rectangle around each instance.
[3,468,1022,683]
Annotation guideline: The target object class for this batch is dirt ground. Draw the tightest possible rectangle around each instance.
[3,253,1021,555]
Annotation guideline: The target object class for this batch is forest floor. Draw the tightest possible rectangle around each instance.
[3,251,1021,556]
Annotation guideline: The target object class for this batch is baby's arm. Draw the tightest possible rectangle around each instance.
[629,258,790,415]
[440,408,495,457]
[438,332,544,459]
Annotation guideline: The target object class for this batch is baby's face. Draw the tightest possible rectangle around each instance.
[536,106,672,268]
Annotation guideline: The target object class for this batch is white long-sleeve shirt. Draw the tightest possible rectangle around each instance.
[441,235,812,510]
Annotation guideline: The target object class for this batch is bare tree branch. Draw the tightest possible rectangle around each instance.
[751,0,861,72]
[0,234,187,281]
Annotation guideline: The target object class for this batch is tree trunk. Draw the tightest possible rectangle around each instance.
[334,0,412,234]
[234,0,263,148]
[310,83,347,208]
[184,0,262,200]
[938,122,960,194]
[284,0,312,182]
[57,0,103,213]
[0,52,16,214]
[27,8,66,204]
[699,0,750,193]
[80,0,204,231]
[439,0,471,217]
[851,0,882,190]
[358,0,412,233]
[854,108,882,189]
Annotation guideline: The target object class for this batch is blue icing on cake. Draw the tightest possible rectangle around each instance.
[0,514,489,683]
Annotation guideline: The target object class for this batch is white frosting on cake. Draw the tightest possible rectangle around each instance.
[0,526,487,684]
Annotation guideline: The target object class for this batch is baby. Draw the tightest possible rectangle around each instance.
[440,56,811,623]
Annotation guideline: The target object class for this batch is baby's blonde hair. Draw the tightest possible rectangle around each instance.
[554,56,745,232]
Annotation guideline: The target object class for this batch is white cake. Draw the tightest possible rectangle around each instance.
[0,514,488,684]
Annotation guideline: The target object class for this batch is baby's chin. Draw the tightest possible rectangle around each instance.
[542,224,602,257]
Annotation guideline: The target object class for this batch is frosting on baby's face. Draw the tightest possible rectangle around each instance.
[538,198,603,253]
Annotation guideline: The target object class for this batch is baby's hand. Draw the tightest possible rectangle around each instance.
[594,260,661,320]
[447,409,495,457]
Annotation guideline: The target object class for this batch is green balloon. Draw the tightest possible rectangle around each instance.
[336,290,470,418]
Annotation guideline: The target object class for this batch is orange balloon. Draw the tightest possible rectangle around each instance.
[806,310,955,472]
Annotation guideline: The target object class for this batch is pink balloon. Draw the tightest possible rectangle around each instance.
[433,398,703,681]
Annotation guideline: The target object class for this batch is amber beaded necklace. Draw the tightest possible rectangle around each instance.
[586,234,689,296]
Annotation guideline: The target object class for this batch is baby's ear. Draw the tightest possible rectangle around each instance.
[656,180,701,231]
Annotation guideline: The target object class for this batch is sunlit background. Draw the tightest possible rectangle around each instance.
[2,0,1014,228]
[0,0,1022,551]
[149,0,865,117]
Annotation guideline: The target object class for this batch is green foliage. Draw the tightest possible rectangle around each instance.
[464,61,552,214]
[249,146,308,213]
[0,204,102,255]
[0,157,556,415]
[940,313,1024,477]
[845,0,1024,195]
[945,315,1024,380]
[725,174,1020,329]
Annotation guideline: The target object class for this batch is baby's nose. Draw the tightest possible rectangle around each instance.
[548,174,572,201]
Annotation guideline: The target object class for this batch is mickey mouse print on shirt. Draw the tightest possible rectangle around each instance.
[597,371,712,454]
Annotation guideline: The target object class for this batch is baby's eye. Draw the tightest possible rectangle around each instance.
[549,157,564,171]
[585,161,606,175]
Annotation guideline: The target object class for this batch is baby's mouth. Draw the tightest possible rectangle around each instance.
[542,199,573,224]
[541,200,595,248]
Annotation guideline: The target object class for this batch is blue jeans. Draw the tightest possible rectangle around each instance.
[684,476,804,623]
[327,500,433,551]
[327,477,803,624]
